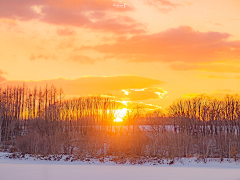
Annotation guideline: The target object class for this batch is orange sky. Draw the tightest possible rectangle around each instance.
[0,0,240,109]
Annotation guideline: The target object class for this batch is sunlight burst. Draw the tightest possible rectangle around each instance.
[122,89,129,95]
[113,108,128,122]
[121,100,129,106]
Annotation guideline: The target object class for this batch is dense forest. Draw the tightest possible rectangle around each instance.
[0,85,240,162]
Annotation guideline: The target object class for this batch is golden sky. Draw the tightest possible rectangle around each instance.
[0,0,240,109]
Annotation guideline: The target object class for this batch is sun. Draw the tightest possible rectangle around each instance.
[114,108,128,122]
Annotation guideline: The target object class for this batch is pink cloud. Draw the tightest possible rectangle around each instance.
[0,0,140,34]
[87,17,146,34]
[40,6,144,33]
[0,0,42,21]
[79,26,240,65]
[40,6,90,27]
[47,0,134,11]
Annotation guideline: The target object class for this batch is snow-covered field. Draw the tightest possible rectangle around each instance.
[1,152,240,180]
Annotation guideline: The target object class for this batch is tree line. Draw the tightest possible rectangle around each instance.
[0,85,240,162]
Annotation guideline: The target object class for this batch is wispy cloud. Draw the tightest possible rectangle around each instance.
[144,0,180,13]
[56,28,75,36]
[29,53,57,61]
[205,21,222,26]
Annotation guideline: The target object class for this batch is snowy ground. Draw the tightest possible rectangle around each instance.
[1,152,240,180]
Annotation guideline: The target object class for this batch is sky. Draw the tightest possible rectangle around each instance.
[0,0,240,110]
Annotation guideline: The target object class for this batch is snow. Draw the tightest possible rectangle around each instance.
[0,152,240,180]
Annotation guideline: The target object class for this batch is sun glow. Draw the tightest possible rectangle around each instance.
[122,89,129,95]
[155,90,168,98]
[121,100,130,106]
[113,108,128,122]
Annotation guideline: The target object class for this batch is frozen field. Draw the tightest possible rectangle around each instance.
[1,153,240,180]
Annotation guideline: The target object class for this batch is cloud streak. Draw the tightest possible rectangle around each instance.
[121,87,167,101]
